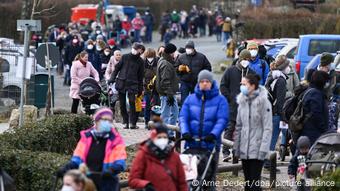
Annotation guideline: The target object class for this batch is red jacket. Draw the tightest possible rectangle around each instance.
[128,142,188,191]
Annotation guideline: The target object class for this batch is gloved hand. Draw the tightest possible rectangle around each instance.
[204,134,216,143]
[182,133,193,141]
[178,64,187,72]
[144,183,156,191]
[166,95,175,106]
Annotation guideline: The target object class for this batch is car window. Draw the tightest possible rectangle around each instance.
[286,47,296,59]
[308,39,340,56]
[267,45,285,57]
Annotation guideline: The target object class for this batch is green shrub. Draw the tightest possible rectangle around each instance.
[0,114,92,155]
[0,148,68,191]
[313,168,340,191]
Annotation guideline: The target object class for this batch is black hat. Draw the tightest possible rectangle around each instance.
[185,40,195,49]
[164,43,177,54]
[178,47,186,54]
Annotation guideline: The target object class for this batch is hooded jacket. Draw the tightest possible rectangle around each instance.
[233,86,273,160]
[179,81,229,151]
[220,62,256,122]
[265,70,287,117]
[176,51,212,85]
[156,53,179,96]
[249,56,269,85]
[128,141,188,191]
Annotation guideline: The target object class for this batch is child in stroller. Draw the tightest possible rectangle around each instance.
[79,77,102,115]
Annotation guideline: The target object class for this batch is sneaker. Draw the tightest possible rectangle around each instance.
[223,156,232,162]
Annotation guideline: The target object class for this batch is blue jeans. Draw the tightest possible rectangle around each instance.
[270,115,281,151]
[180,81,195,105]
[160,96,179,136]
[146,25,153,42]
[144,93,152,124]
[222,31,230,46]
[134,29,141,42]
[64,69,70,85]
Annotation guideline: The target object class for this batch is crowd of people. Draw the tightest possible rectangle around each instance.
[45,6,340,191]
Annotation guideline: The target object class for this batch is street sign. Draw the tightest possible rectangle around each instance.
[17,20,41,32]
[36,43,60,68]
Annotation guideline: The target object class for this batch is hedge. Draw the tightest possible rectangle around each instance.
[0,114,93,190]
[0,114,93,155]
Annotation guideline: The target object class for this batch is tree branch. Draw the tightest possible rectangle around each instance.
[33,4,56,16]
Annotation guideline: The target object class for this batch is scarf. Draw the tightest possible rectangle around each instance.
[146,139,172,160]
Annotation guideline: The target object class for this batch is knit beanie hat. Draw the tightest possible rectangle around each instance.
[273,55,290,71]
[320,52,334,67]
[107,38,116,46]
[197,70,214,83]
[297,136,311,149]
[164,43,177,54]
[185,40,195,49]
[239,49,251,61]
[247,41,258,50]
[93,107,113,122]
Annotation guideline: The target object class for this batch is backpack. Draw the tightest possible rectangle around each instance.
[289,88,313,133]
[282,83,309,123]
[266,78,278,107]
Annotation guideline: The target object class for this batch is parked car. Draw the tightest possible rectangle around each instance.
[290,0,326,11]
[303,53,337,80]
[294,34,340,78]
[263,38,298,58]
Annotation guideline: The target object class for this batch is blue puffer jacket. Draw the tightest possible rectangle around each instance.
[179,81,229,151]
[249,56,269,85]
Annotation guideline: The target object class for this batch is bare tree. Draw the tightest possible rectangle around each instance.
[30,0,57,20]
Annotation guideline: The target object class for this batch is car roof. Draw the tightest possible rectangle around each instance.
[300,34,340,39]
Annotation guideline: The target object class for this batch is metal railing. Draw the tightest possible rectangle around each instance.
[120,123,278,189]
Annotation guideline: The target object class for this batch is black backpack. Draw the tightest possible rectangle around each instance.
[282,83,309,122]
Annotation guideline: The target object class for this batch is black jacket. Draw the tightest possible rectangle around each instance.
[144,57,159,93]
[288,151,307,176]
[301,86,329,144]
[220,63,255,121]
[156,53,179,96]
[64,43,83,66]
[176,51,211,85]
[265,71,287,117]
[109,53,144,94]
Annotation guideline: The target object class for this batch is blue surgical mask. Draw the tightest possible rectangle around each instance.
[240,85,249,96]
[98,120,112,133]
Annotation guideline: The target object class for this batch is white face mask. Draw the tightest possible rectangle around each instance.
[72,39,78,44]
[87,44,94,50]
[153,138,169,150]
[147,58,154,62]
[61,185,75,191]
[249,50,258,57]
[96,46,102,51]
[240,60,249,68]
[186,48,194,55]
[104,51,110,56]
[131,48,138,55]
[283,66,291,74]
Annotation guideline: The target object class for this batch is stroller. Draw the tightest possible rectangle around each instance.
[178,138,218,191]
[306,133,340,178]
[79,77,102,115]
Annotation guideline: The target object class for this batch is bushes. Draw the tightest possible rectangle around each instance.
[0,114,93,191]
[240,8,340,39]
[0,114,93,155]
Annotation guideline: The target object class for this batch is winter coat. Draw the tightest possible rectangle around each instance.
[86,48,96,67]
[105,56,118,81]
[144,57,158,93]
[233,86,273,161]
[69,60,99,99]
[220,62,256,122]
[179,81,229,151]
[265,70,287,117]
[132,18,144,30]
[249,56,269,85]
[128,141,188,191]
[176,51,212,85]
[143,14,154,26]
[156,53,179,96]
[109,53,144,94]
[64,43,83,66]
[301,86,329,144]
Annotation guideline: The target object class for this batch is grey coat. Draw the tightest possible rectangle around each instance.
[233,86,273,161]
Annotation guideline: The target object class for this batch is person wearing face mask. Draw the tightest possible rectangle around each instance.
[100,47,112,75]
[85,39,96,67]
[69,51,99,114]
[64,35,84,86]
[92,40,106,80]
[300,71,329,145]
[107,38,120,53]
[246,41,269,85]
[143,48,160,127]
[57,108,127,191]
[61,170,87,191]
[233,74,273,191]
[156,43,180,136]
[176,40,212,104]
[142,9,154,43]
[128,124,188,191]
[105,50,122,81]
[108,43,145,129]
[180,70,229,189]
[220,50,256,162]
[306,52,335,99]
[264,55,290,167]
